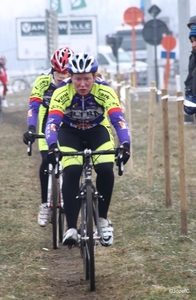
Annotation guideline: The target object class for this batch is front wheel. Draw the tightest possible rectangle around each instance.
[80,199,89,281]
[52,170,59,250]
[86,184,95,291]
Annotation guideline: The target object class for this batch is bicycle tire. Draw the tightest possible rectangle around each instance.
[59,207,65,243]
[11,78,29,93]
[52,170,59,250]
[80,199,89,281]
[86,184,95,291]
[0,96,2,124]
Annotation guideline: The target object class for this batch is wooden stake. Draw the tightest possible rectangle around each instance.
[161,89,172,207]
[177,91,188,235]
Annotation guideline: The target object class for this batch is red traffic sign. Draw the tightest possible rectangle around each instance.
[124,7,144,26]
[161,35,177,51]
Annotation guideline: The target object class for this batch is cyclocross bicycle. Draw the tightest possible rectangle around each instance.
[27,134,65,250]
[58,146,124,291]
[0,95,2,124]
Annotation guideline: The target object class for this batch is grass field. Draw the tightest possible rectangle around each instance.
[0,90,196,299]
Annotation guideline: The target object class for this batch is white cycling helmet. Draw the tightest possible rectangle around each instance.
[67,53,98,74]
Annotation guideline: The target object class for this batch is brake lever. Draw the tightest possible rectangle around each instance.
[118,145,124,176]
[27,131,33,156]
[54,148,60,179]
[27,141,32,156]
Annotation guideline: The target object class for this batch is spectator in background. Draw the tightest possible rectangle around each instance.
[184,24,196,115]
[187,15,196,29]
[0,55,8,108]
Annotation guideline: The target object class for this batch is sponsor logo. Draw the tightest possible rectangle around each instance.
[118,121,126,129]
[28,109,33,117]
[50,123,56,131]
[21,22,45,36]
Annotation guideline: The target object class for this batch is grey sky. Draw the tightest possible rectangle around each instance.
[0,0,195,72]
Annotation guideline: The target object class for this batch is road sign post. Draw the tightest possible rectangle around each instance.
[142,4,169,101]
[123,6,144,87]
[161,35,177,89]
[106,35,123,73]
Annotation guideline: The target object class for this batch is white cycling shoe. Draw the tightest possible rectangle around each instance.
[99,217,114,247]
[62,228,78,247]
[38,203,50,227]
[2,99,8,108]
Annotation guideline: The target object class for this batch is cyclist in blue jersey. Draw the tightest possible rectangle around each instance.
[45,53,131,247]
[23,46,74,227]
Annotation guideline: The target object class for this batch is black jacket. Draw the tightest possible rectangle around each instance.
[184,50,196,96]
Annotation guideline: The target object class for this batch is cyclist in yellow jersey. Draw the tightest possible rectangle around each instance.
[23,46,74,227]
[45,53,131,247]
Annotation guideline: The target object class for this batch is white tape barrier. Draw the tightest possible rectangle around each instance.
[184,99,196,108]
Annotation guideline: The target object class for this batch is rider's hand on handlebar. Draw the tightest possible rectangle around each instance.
[23,125,36,145]
[47,144,61,167]
[115,142,130,166]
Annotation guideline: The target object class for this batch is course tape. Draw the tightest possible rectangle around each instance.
[184,99,196,107]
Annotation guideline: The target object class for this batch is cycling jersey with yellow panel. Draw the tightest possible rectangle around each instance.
[46,77,130,148]
[27,69,57,128]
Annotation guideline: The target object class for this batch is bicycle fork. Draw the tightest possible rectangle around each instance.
[78,184,102,246]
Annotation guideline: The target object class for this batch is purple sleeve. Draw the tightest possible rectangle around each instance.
[109,110,131,145]
[45,113,63,147]
[27,99,41,127]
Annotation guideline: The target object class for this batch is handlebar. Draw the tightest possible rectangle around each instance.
[27,132,44,156]
[26,132,124,176]
[60,146,124,176]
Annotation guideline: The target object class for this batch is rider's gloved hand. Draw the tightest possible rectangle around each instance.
[23,125,36,145]
[47,144,59,167]
[116,142,130,166]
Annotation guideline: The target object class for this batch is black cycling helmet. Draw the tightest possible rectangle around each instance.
[67,53,98,74]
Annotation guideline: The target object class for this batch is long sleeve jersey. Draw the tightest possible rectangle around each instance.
[184,50,196,96]
[0,66,8,97]
[45,77,130,148]
[27,69,57,128]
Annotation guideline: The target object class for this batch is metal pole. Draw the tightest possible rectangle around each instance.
[153,16,159,102]
[177,0,190,93]
[116,38,119,73]
[145,0,154,85]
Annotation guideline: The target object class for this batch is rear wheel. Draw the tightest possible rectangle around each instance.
[86,184,95,291]
[59,208,65,243]
[11,78,29,93]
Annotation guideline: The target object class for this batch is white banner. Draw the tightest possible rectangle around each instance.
[16,15,98,60]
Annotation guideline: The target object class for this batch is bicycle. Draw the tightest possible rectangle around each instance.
[58,146,124,291]
[27,133,65,250]
[12,78,30,93]
[0,95,2,124]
